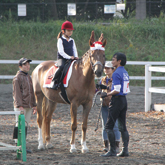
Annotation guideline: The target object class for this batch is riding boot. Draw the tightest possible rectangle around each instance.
[115,141,120,153]
[103,140,109,152]
[100,129,116,157]
[52,68,61,90]
[52,68,61,81]
[117,131,129,157]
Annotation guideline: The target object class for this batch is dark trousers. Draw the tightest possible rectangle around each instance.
[105,95,128,133]
[57,58,67,70]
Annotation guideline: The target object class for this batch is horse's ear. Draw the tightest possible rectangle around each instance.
[102,39,107,47]
[98,33,104,42]
[89,31,95,46]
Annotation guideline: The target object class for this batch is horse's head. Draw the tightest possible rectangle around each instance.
[89,31,106,77]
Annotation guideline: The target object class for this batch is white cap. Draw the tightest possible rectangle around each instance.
[105,61,113,68]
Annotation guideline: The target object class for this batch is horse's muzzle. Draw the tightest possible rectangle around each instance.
[92,61,104,77]
[95,70,103,77]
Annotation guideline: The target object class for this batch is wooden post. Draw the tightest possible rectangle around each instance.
[145,64,151,112]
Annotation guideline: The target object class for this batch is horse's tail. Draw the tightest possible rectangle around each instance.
[41,96,47,144]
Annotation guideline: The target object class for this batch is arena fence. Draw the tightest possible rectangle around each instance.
[145,64,165,112]
[1,60,165,80]
[0,112,27,162]
[1,60,165,113]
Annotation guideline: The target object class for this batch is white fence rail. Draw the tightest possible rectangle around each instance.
[0,111,21,151]
[145,64,165,112]
[1,60,165,80]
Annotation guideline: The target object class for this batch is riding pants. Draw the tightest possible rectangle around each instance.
[14,107,32,143]
[105,95,128,133]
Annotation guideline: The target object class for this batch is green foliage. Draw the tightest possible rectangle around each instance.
[0,18,165,86]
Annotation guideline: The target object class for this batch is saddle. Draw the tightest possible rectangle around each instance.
[56,60,73,104]
[44,60,75,104]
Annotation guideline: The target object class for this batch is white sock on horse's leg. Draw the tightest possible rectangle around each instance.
[70,144,77,153]
[38,128,45,150]
[81,139,89,153]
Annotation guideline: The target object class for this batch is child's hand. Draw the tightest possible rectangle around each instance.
[70,56,75,60]
[33,107,37,114]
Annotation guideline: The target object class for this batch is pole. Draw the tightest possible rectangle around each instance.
[17,114,26,162]
[145,64,151,112]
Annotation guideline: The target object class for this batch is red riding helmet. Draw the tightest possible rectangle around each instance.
[61,21,74,30]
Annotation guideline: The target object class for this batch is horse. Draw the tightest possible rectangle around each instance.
[31,31,106,153]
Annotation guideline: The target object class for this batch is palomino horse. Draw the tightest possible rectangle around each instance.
[31,31,106,153]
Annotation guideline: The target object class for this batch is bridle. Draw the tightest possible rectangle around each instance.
[89,49,105,72]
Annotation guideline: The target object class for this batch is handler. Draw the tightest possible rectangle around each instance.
[13,57,37,153]
[100,52,130,157]
[97,61,121,153]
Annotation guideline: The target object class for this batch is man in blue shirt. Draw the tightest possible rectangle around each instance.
[100,52,130,157]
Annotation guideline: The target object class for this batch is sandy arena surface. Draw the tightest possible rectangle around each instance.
[0,84,165,165]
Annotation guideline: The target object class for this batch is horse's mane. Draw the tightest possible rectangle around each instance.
[76,49,91,67]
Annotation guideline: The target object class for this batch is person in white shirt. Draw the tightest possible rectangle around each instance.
[52,21,78,90]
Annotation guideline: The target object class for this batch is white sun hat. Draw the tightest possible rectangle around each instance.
[104,61,113,68]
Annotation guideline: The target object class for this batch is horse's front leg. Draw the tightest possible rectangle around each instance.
[70,103,78,153]
[36,94,45,150]
[81,101,92,153]
[44,99,57,149]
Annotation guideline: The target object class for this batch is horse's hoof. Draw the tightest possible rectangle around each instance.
[82,148,89,153]
[70,148,77,153]
[46,143,54,149]
[38,145,45,150]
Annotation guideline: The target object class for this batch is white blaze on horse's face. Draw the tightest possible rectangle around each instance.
[90,50,105,77]
[90,42,106,77]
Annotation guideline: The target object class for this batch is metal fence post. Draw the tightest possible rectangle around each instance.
[16,114,26,162]
[145,64,151,112]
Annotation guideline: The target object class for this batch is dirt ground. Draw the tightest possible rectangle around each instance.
[0,84,165,165]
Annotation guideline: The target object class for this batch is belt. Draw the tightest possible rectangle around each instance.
[113,95,125,98]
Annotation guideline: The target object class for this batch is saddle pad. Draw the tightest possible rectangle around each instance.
[43,61,75,88]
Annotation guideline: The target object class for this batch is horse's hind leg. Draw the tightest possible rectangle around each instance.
[42,98,57,149]
[81,102,92,153]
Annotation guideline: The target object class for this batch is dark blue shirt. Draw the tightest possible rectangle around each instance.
[111,66,130,96]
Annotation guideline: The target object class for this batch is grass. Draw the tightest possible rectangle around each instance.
[0,18,165,86]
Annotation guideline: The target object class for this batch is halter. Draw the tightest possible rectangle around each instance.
[89,41,105,71]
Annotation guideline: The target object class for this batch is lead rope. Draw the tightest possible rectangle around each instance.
[92,90,104,131]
